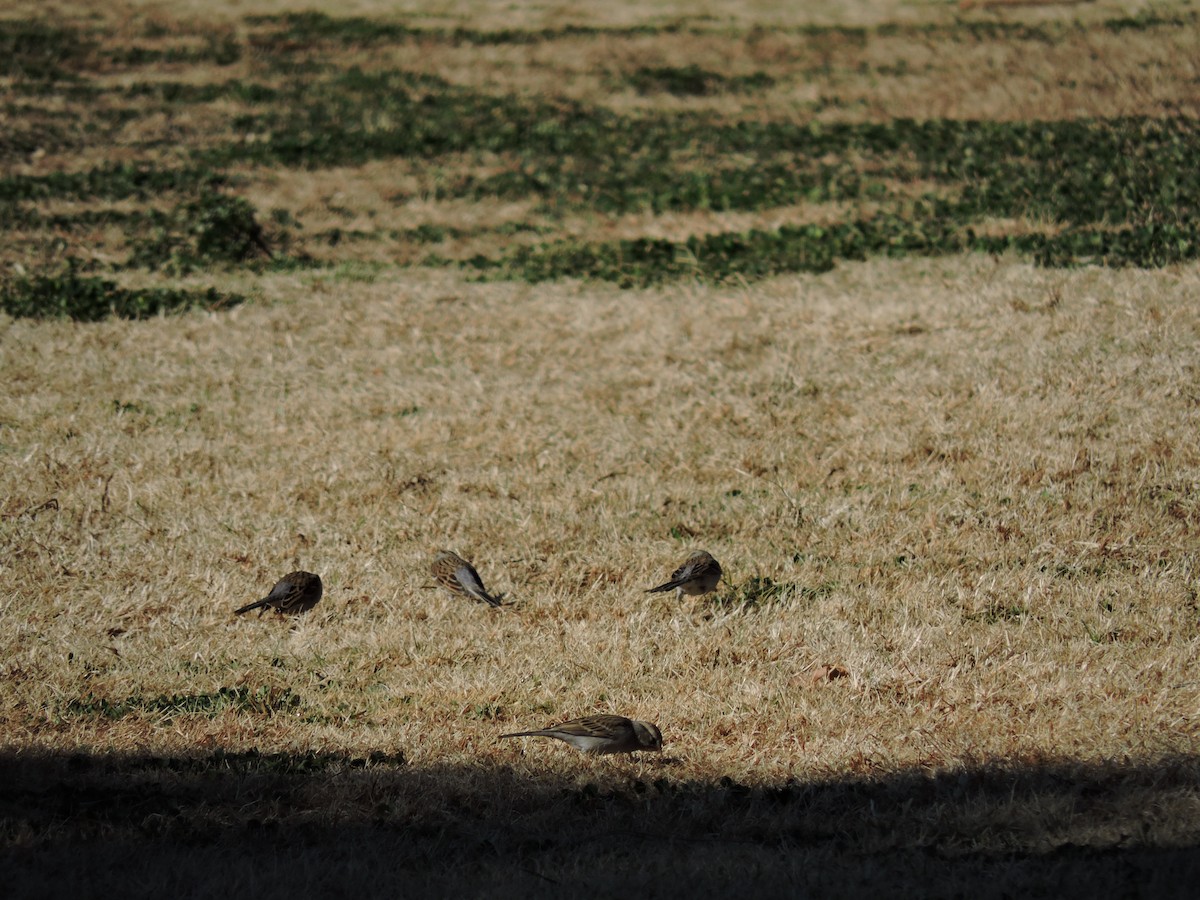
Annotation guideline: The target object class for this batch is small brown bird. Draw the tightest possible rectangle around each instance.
[431,549,502,607]
[645,550,722,600]
[501,715,663,755]
[235,571,323,616]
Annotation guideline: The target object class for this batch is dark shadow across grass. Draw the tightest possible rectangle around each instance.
[2,748,1198,898]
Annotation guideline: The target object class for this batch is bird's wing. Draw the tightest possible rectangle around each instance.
[456,563,501,606]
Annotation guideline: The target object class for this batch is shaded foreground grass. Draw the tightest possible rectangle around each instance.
[3,748,1199,898]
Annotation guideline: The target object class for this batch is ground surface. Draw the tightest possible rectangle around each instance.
[2,1,1200,897]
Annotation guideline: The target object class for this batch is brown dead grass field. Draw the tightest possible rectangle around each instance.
[4,1,1200,897]
[5,257,1200,896]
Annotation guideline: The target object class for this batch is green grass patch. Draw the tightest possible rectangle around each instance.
[59,747,407,775]
[0,164,225,203]
[470,216,1200,286]
[119,79,279,105]
[626,65,776,96]
[245,11,684,50]
[62,686,301,720]
[243,10,1196,52]
[197,64,1198,237]
[127,190,279,274]
[1103,11,1195,32]
[102,34,242,68]
[6,15,1200,289]
[0,19,93,79]
[1,260,245,321]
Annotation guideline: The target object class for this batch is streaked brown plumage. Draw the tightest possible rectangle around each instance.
[500,714,663,755]
[645,550,722,600]
[431,549,502,607]
[235,571,323,616]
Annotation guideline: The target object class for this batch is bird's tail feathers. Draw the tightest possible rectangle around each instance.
[234,598,270,615]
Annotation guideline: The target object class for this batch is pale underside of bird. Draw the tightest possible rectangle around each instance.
[235,570,323,616]
[645,550,722,600]
[500,714,663,755]
[431,549,503,607]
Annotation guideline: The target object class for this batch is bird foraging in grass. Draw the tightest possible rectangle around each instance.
[235,571,323,616]
[501,714,663,756]
[431,549,503,607]
[645,550,722,601]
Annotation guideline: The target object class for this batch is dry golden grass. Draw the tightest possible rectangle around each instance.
[5,256,1200,894]
[5,1,1200,895]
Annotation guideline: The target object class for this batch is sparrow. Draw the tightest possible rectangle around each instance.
[235,571,323,616]
[501,714,663,755]
[645,550,722,600]
[431,549,502,607]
